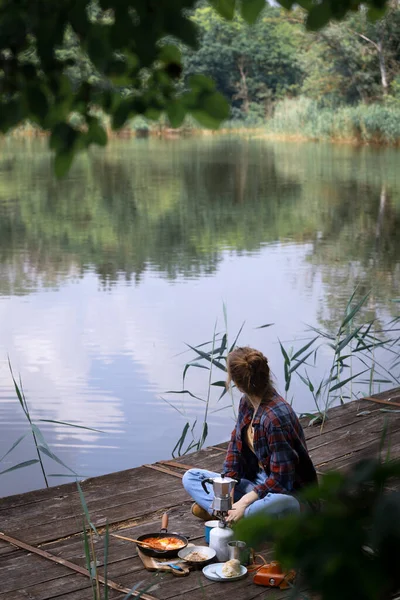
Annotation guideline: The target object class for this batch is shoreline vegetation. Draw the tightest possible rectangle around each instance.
[2,2,400,175]
[6,3,400,150]
[7,97,400,147]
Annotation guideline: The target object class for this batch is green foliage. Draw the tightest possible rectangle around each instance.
[181,3,400,124]
[0,0,232,175]
[300,7,400,106]
[235,457,400,600]
[184,6,304,116]
[0,0,397,173]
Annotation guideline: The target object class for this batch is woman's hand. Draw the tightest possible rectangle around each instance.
[226,490,259,523]
[226,501,246,523]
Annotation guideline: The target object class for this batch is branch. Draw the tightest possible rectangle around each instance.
[347,28,380,50]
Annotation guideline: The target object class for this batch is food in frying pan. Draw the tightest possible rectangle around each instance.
[222,559,241,577]
[141,537,186,551]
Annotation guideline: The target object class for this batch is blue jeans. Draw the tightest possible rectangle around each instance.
[182,468,300,518]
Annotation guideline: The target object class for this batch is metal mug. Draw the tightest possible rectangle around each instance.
[227,540,251,565]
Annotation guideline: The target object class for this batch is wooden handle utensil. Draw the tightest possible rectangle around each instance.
[161,512,169,530]
[111,533,152,548]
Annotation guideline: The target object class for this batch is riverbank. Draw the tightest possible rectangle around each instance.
[5,98,400,147]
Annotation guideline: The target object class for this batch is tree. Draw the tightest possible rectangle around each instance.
[184,6,303,117]
[0,0,395,174]
[301,5,400,105]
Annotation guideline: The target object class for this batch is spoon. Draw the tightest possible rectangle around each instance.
[211,568,222,579]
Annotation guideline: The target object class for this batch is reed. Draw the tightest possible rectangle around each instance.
[77,481,103,600]
[76,483,157,600]
[266,97,400,145]
[164,305,254,457]
[279,290,397,426]
[165,320,228,457]
[167,291,399,454]
[0,360,103,485]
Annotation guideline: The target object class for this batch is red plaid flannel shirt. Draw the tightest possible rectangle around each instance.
[223,392,317,499]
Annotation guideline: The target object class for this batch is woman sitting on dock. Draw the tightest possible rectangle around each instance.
[182,346,317,522]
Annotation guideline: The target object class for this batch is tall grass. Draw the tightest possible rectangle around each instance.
[166,291,400,454]
[162,304,252,457]
[280,290,399,426]
[266,97,400,145]
[77,482,155,600]
[0,360,102,485]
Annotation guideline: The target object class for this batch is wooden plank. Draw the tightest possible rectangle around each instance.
[367,387,400,401]
[2,574,106,600]
[2,477,183,531]
[308,411,390,451]
[361,396,400,408]
[0,505,206,596]
[164,447,229,469]
[143,464,183,478]
[303,403,381,442]
[304,410,380,443]
[0,465,177,512]
[2,549,280,600]
[3,583,126,600]
[209,442,229,451]
[171,454,224,475]
[314,431,392,470]
[310,413,400,467]
[2,487,189,546]
[322,432,400,473]
[157,460,196,470]
[1,501,274,599]
[7,585,137,600]
[0,532,156,600]
[159,573,303,600]
[0,552,149,598]
[117,550,278,600]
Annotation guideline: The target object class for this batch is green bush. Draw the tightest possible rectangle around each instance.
[235,458,400,600]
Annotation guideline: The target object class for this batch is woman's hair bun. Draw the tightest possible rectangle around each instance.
[227,346,272,399]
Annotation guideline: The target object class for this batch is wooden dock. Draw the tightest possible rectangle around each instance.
[1,388,400,600]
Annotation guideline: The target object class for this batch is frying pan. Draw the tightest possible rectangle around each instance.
[136,513,188,558]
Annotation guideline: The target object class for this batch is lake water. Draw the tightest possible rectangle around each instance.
[0,136,399,496]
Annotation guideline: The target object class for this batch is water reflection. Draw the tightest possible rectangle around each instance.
[0,137,398,496]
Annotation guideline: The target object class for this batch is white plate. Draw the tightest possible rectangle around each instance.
[178,545,216,564]
[202,563,248,582]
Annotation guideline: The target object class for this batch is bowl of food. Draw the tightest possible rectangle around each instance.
[178,546,216,567]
